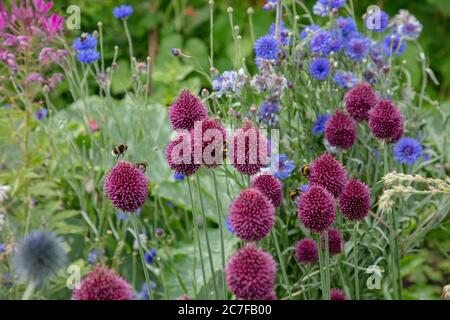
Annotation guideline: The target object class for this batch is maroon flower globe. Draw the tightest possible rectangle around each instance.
[264,292,277,300]
[231,121,269,176]
[297,185,336,233]
[168,89,208,131]
[104,161,149,213]
[251,174,283,207]
[295,238,318,265]
[344,82,378,122]
[226,246,276,300]
[330,288,347,300]
[165,134,200,176]
[229,188,275,242]
[72,266,134,300]
[368,99,404,143]
[339,179,371,221]
[321,228,343,255]
[308,153,347,198]
[192,118,227,168]
[325,110,357,150]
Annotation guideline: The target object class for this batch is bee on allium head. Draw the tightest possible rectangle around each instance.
[300,164,311,178]
[134,161,148,173]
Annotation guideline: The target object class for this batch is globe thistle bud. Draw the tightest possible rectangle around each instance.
[72,266,134,300]
[339,179,371,221]
[325,110,357,150]
[330,288,347,300]
[251,174,283,207]
[297,185,336,233]
[344,83,378,122]
[368,99,404,143]
[309,153,347,198]
[229,188,275,242]
[104,161,149,213]
[165,134,200,176]
[13,230,67,285]
[168,89,208,131]
[321,228,343,255]
[226,246,276,300]
[295,238,318,265]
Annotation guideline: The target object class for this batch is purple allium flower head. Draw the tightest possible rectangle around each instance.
[330,288,347,300]
[382,33,406,57]
[254,35,279,61]
[368,99,404,143]
[310,30,332,55]
[192,118,227,168]
[310,58,330,80]
[104,161,149,213]
[297,185,336,233]
[309,153,347,198]
[337,17,357,39]
[168,89,208,131]
[72,34,97,51]
[251,174,283,207]
[113,5,133,19]
[300,25,320,40]
[77,49,100,64]
[295,238,318,265]
[333,70,357,89]
[325,110,357,150]
[365,10,389,32]
[393,137,423,165]
[229,188,275,242]
[322,228,343,255]
[273,154,295,180]
[264,291,278,300]
[165,135,200,176]
[312,113,331,135]
[72,266,134,300]
[35,107,49,121]
[226,246,276,300]
[258,100,280,127]
[339,179,371,221]
[344,82,379,122]
[344,33,370,61]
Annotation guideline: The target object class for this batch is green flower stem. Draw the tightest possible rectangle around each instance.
[271,228,292,299]
[353,222,360,300]
[209,0,214,68]
[131,213,153,300]
[324,230,330,300]
[22,282,35,300]
[122,19,134,69]
[317,235,328,300]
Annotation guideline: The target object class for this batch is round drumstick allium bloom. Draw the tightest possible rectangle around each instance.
[251,174,283,207]
[165,135,200,176]
[168,89,208,131]
[226,246,276,300]
[321,228,343,255]
[104,161,149,213]
[264,292,277,300]
[344,83,378,122]
[339,179,371,221]
[330,288,347,300]
[229,188,275,242]
[231,121,269,176]
[13,230,67,285]
[309,153,347,198]
[325,110,357,150]
[72,266,134,300]
[368,99,404,143]
[192,118,227,168]
[297,185,336,233]
[295,238,318,265]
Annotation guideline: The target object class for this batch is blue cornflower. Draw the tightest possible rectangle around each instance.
[72,34,97,51]
[310,30,333,55]
[144,248,157,264]
[212,69,246,98]
[344,33,370,61]
[313,2,330,17]
[300,25,320,40]
[113,5,133,19]
[328,30,343,53]
[77,49,100,64]
[333,70,357,89]
[117,211,129,221]
[254,35,279,61]
[269,21,290,46]
[369,41,385,66]
[309,58,330,80]
[382,33,406,57]
[0,243,5,254]
[393,137,423,165]
[225,215,235,234]
[258,100,280,127]
[294,184,310,206]
[139,281,157,300]
[87,248,104,265]
[318,0,346,9]
[365,10,389,32]
[173,172,185,181]
[274,154,295,180]
[337,17,357,39]
[35,107,48,121]
[312,113,331,135]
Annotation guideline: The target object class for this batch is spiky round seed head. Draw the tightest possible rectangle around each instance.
[165,135,200,176]
[330,288,347,300]
[309,153,347,198]
[339,179,371,221]
[168,89,208,131]
[325,110,357,150]
[344,82,378,122]
[368,99,404,143]
[295,238,319,265]
[251,174,283,207]
[322,228,343,255]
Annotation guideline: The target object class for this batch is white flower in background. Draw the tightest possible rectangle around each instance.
[133,233,147,250]
[0,185,10,202]
[212,68,247,98]
[390,10,422,39]
[0,214,5,231]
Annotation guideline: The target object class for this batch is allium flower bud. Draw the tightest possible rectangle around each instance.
[226,246,276,300]
[330,288,347,300]
[229,188,275,242]
[344,82,378,122]
[297,185,336,233]
[321,228,343,255]
[368,99,404,143]
[104,161,149,213]
[325,110,357,150]
[168,89,208,131]
[339,179,371,221]
[251,174,283,207]
[309,153,347,198]
[165,134,200,176]
[72,266,134,300]
[295,238,318,265]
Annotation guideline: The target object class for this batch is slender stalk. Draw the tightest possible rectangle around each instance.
[131,214,153,300]
[353,222,360,300]
[323,231,330,300]
[247,7,255,44]
[209,0,214,68]
[275,0,283,42]
[23,108,31,235]
[271,229,292,298]
[317,236,328,299]
[22,282,35,300]
[122,19,134,69]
